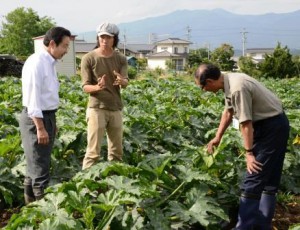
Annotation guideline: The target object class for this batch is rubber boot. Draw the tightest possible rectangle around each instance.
[24,184,36,205]
[35,194,45,201]
[256,192,276,230]
[235,196,260,230]
[33,187,45,201]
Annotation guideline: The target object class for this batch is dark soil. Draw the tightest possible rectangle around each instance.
[0,199,299,229]
[0,207,20,228]
[273,200,300,230]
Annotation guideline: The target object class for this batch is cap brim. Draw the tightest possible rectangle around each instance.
[98,32,114,37]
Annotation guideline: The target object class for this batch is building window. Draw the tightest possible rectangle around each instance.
[172,59,184,70]
[184,47,188,53]
[174,47,178,54]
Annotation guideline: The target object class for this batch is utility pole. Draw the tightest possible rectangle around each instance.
[186,26,191,41]
[205,43,210,60]
[123,32,126,55]
[241,28,248,56]
[149,33,158,44]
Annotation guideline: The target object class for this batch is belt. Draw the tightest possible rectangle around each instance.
[23,107,57,114]
[253,112,284,127]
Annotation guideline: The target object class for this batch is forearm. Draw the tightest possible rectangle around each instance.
[215,109,233,139]
[82,84,102,94]
[206,109,233,153]
[32,117,45,131]
[240,120,254,151]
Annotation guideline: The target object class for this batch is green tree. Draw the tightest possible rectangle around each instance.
[136,58,147,71]
[187,48,209,67]
[210,43,235,71]
[292,55,300,77]
[185,48,210,75]
[0,7,55,57]
[259,43,296,78]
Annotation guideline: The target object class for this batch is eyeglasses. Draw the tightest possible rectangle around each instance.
[199,79,206,90]
[195,73,207,90]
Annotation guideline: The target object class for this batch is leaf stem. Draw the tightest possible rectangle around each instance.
[155,181,185,207]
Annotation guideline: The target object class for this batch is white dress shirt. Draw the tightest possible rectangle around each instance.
[22,49,60,118]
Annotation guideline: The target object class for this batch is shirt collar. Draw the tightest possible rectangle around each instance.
[42,49,57,65]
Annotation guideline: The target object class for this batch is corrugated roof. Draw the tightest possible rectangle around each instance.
[75,42,96,52]
[246,48,274,53]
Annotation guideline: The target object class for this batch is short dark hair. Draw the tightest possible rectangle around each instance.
[43,27,71,47]
[195,64,221,85]
[94,34,120,49]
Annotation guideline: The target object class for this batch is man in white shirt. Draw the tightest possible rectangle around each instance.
[19,26,71,204]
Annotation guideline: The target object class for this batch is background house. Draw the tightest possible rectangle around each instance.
[118,43,155,58]
[245,48,274,63]
[75,40,154,59]
[33,35,77,77]
[126,56,137,68]
[74,37,192,71]
[147,38,192,70]
[74,39,95,59]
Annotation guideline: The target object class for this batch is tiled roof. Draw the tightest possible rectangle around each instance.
[121,44,155,52]
[156,38,192,45]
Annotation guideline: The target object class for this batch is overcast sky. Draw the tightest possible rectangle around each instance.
[1,0,300,34]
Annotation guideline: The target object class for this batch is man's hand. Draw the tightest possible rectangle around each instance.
[206,136,221,154]
[37,128,49,145]
[113,70,128,87]
[246,153,263,174]
[97,74,106,90]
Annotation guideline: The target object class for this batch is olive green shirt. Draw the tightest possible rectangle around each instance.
[81,50,128,110]
[223,73,283,123]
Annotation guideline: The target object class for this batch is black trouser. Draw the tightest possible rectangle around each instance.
[19,108,56,197]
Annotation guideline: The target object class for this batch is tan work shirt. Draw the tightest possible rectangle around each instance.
[81,50,128,111]
[223,73,283,123]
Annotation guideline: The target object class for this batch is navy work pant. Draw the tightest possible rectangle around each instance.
[236,113,290,229]
[241,112,290,197]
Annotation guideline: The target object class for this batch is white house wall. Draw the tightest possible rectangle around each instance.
[56,44,76,77]
[148,59,167,70]
[157,45,188,53]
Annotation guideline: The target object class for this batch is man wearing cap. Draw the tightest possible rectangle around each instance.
[194,63,290,229]
[81,22,129,169]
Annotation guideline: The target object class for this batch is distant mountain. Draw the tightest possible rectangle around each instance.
[77,9,300,53]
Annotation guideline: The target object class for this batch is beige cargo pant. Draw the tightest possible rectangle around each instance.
[82,108,123,170]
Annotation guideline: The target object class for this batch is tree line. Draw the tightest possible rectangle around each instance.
[187,42,300,79]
